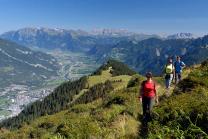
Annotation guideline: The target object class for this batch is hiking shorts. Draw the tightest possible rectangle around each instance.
[165,74,173,89]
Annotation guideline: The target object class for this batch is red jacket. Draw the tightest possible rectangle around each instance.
[141,80,156,98]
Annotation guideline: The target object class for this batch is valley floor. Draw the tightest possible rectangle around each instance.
[0,50,99,121]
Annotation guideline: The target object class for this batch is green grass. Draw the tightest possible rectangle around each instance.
[88,67,132,90]
[0,71,140,139]
[146,64,208,139]
[147,87,208,138]
[87,67,112,87]
[1,62,208,138]
[70,89,88,104]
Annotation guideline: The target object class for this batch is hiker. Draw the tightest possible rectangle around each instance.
[139,72,158,122]
[174,56,186,84]
[164,58,175,96]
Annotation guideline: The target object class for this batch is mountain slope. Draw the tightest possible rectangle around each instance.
[1,28,88,51]
[0,59,136,129]
[89,35,208,75]
[0,38,59,87]
[0,60,208,138]
[147,60,208,138]
[92,59,137,76]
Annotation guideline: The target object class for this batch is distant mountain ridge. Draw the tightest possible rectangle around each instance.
[1,27,90,51]
[88,35,208,75]
[0,27,159,52]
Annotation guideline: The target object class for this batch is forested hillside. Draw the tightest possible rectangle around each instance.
[0,59,135,129]
[92,59,136,76]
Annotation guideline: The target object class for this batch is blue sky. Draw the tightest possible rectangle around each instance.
[0,0,207,35]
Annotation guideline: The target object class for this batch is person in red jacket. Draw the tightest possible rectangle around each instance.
[139,72,158,121]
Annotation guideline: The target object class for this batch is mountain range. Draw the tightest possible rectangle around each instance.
[0,27,159,52]
[1,27,205,76]
[88,35,208,75]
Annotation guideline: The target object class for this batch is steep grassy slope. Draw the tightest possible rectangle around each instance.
[0,60,140,139]
[146,60,208,139]
[0,72,141,139]
[0,60,208,139]
[0,60,136,129]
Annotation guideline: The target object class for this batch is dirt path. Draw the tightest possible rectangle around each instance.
[157,68,191,99]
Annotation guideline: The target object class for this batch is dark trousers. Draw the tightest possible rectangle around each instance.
[142,97,155,121]
[175,72,182,84]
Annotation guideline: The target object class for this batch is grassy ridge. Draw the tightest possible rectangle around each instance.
[147,61,208,138]
[0,60,208,138]
[0,64,140,139]
[0,83,141,139]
